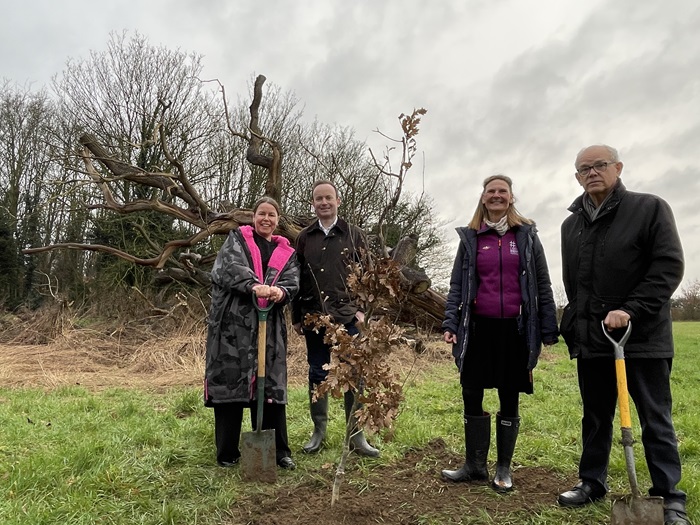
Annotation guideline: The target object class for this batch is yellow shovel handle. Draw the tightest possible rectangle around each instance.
[615,358,632,429]
[602,321,634,429]
[257,320,267,378]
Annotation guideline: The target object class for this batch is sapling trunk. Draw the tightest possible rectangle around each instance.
[331,394,359,506]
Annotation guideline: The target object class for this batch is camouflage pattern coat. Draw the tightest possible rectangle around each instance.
[204,228,300,406]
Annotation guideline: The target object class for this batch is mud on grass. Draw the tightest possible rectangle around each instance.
[228,439,578,525]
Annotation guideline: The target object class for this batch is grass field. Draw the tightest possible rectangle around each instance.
[0,322,697,524]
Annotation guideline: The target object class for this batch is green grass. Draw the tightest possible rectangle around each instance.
[1,322,698,524]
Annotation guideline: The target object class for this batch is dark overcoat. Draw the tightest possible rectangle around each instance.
[204,228,300,405]
[560,181,684,359]
[291,218,366,325]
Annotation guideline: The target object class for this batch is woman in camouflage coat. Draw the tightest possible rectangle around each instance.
[204,197,300,469]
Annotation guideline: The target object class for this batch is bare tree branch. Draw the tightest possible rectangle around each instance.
[79,133,201,210]
[23,212,249,268]
[246,75,283,202]
[79,144,209,227]
[369,108,427,254]
[156,98,210,219]
[208,77,249,141]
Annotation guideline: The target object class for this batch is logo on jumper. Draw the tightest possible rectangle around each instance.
[509,241,518,255]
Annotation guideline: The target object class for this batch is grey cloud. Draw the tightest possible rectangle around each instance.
[1,0,698,288]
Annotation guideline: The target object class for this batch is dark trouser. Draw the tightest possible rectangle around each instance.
[305,321,359,386]
[462,387,520,417]
[214,401,292,464]
[213,402,246,464]
[577,357,685,504]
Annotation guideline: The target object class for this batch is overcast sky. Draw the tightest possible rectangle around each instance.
[2,0,699,294]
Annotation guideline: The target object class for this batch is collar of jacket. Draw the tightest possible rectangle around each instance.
[456,223,536,249]
[476,222,496,235]
[567,179,626,214]
[307,216,349,234]
[475,222,523,235]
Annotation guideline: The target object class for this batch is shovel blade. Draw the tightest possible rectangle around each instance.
[611,495,664,525]
[240,429,277,483]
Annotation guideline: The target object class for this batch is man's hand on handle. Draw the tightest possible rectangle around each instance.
[603,309,630,330]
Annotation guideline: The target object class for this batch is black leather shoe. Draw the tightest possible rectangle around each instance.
[278,456,296,470]
[557,480,606,507]
[217,458,239,467]
[664,501,691,525]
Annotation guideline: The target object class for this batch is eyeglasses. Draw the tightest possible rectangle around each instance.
[576,161,615,177]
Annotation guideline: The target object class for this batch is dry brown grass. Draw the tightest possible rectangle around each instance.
[0,301,449,391]
[0,333,205,391]
[0,297,210,390]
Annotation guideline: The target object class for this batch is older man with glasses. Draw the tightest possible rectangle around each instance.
[557,145,690,525]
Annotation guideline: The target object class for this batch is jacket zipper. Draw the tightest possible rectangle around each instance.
[499,237,504,318]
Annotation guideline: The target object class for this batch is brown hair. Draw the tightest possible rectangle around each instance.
[311,180,340,198]
[252,196,281,215]
[467,174,533,230]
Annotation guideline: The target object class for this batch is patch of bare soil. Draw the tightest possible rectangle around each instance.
[228,438,576,525]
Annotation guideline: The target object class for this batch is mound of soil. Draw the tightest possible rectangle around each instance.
[229,438,576,525]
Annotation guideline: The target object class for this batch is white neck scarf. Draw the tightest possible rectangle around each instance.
[484,216,509,236]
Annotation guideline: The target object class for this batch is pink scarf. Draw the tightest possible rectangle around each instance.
[239,225,295,307]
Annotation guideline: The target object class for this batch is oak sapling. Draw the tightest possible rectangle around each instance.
[306,254,412,505]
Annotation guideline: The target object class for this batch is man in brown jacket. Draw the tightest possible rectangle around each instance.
[292,180,379,457]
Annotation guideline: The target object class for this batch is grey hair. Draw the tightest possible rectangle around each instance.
[575,144,620,167]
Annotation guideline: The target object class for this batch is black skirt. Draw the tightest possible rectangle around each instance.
[460,316,533,394]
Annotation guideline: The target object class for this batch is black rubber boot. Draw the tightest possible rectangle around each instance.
[344,390,380,457]
[441,413,491,482]
[302,388,328,454]
[492,414,520,492]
